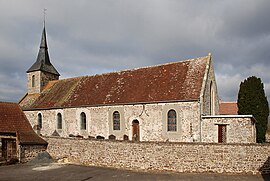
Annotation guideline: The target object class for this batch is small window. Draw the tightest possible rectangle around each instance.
[113,111,120,130]
[80,112,86,130]
[167,109,177,131]
[32,75,35,87]
[57,113,62,129]
[38,113,42,129]
[210,81,215,115]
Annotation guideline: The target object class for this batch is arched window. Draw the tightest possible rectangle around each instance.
[80,112,86,130]
[113,111,120,130]
[167,109,177,131]
[210,81,215,115]
[38,113,42,129]
[32,75,35,87]
[57,113,62,129]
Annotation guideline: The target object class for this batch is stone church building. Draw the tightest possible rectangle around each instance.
[19,25,256,143]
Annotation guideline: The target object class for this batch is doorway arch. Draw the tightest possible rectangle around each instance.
[132,119,140,141]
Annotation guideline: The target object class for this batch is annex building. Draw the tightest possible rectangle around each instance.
[0,102,47,162]
[19,25,256,143]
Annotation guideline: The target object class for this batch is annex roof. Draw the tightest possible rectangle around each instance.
[219,102,238,115]
[20,55,210,110]
[0,102,47,145]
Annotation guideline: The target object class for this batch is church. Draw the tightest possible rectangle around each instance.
[19,25,256,143]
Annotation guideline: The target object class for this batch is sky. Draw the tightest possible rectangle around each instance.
[0,0,270,105]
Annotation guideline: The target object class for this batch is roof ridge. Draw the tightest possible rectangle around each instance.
[119,55,208,72]
[57,54,210,82]
[0,101,17,104]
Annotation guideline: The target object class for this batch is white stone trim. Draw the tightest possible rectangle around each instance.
[55,110,65,137]
[162,104,182,140]
[128,116,143,141]
[76,108,90,136]
[202,115,254,118]
[108,106,125,139]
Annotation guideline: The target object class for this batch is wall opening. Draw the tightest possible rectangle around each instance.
[2,138,17,161]
[218,125,227,143]
[38,113,42,129]
[210,81,215,115]
[57,113,62,129]
[32,75,35,87]
[167,109,177,131]
[132,120,140,141]
[80,112,86,130]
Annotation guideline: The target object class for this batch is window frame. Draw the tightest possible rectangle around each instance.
[32,75,35,87]
[167,109,177,132]
[57,113,62,130]
[38,113,42,129]
[113,111,120,131]
[80,112,87,130]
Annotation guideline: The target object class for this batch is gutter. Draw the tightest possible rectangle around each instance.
[22,99,200,111]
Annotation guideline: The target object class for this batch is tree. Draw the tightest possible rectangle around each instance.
[237,76,269,143]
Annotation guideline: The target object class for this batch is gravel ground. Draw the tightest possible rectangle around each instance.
[0,163,268,181]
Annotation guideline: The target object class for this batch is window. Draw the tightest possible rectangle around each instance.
[80,112,86,130]
[218,125,227,143]
[38,113,42,129]
[210,81,215,115]
[57,113,62,129]
[113,111,120,130]
[32,75,35,87]
[167,109,177,131]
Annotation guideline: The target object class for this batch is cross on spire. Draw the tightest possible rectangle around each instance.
[43,8,47,25]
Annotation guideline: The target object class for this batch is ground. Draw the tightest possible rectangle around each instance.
[0,163,268,181]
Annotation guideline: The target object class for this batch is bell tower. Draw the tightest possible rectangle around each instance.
[26,23,60,94]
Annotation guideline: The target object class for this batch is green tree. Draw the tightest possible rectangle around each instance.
[237,76,269,143]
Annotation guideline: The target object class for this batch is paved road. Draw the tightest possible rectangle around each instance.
[0,163,268,181]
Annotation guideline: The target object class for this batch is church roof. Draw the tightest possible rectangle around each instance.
[20,55,210,110]
[0,102,47,145]
[27,26,60,76]
[219,102,238,115]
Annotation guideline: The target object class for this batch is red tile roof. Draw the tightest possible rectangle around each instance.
[20,55,210,110]
[219,102,238,115]
[0,102,47,145]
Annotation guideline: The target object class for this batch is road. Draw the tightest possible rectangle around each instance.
[0,163,268,181]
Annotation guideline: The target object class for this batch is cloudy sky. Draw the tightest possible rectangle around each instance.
[0,0,270,104]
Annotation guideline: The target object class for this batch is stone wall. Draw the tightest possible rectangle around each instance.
[201,58,219,116]
[27,71,59,94]
[24,101,201,142]
[19,144,47,163]
[27,71,41,94]
[44,137,270,174]
[201,115,256,143]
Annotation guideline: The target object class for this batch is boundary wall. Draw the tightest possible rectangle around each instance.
[44,137,270,174]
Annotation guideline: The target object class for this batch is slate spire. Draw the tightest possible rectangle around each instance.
[27,23,60,76]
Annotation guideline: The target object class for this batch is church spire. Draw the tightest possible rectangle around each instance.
[27,23,60,76]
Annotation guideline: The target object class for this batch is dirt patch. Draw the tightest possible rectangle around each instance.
[32,163,64,171]
[27,151,53,165]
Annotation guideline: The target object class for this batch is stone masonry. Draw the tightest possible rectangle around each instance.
[202,115,256,143]
[19,145,47,163]
[45,137,270,174]
[24,101,201,142]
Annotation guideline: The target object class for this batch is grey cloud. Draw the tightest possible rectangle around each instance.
[0,0,269,105]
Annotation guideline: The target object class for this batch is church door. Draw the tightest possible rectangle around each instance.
[132,120,140,141]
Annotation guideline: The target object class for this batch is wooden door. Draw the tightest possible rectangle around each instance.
[132,120,140,141]
[218,125,226,143]
[2,139,17,161]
